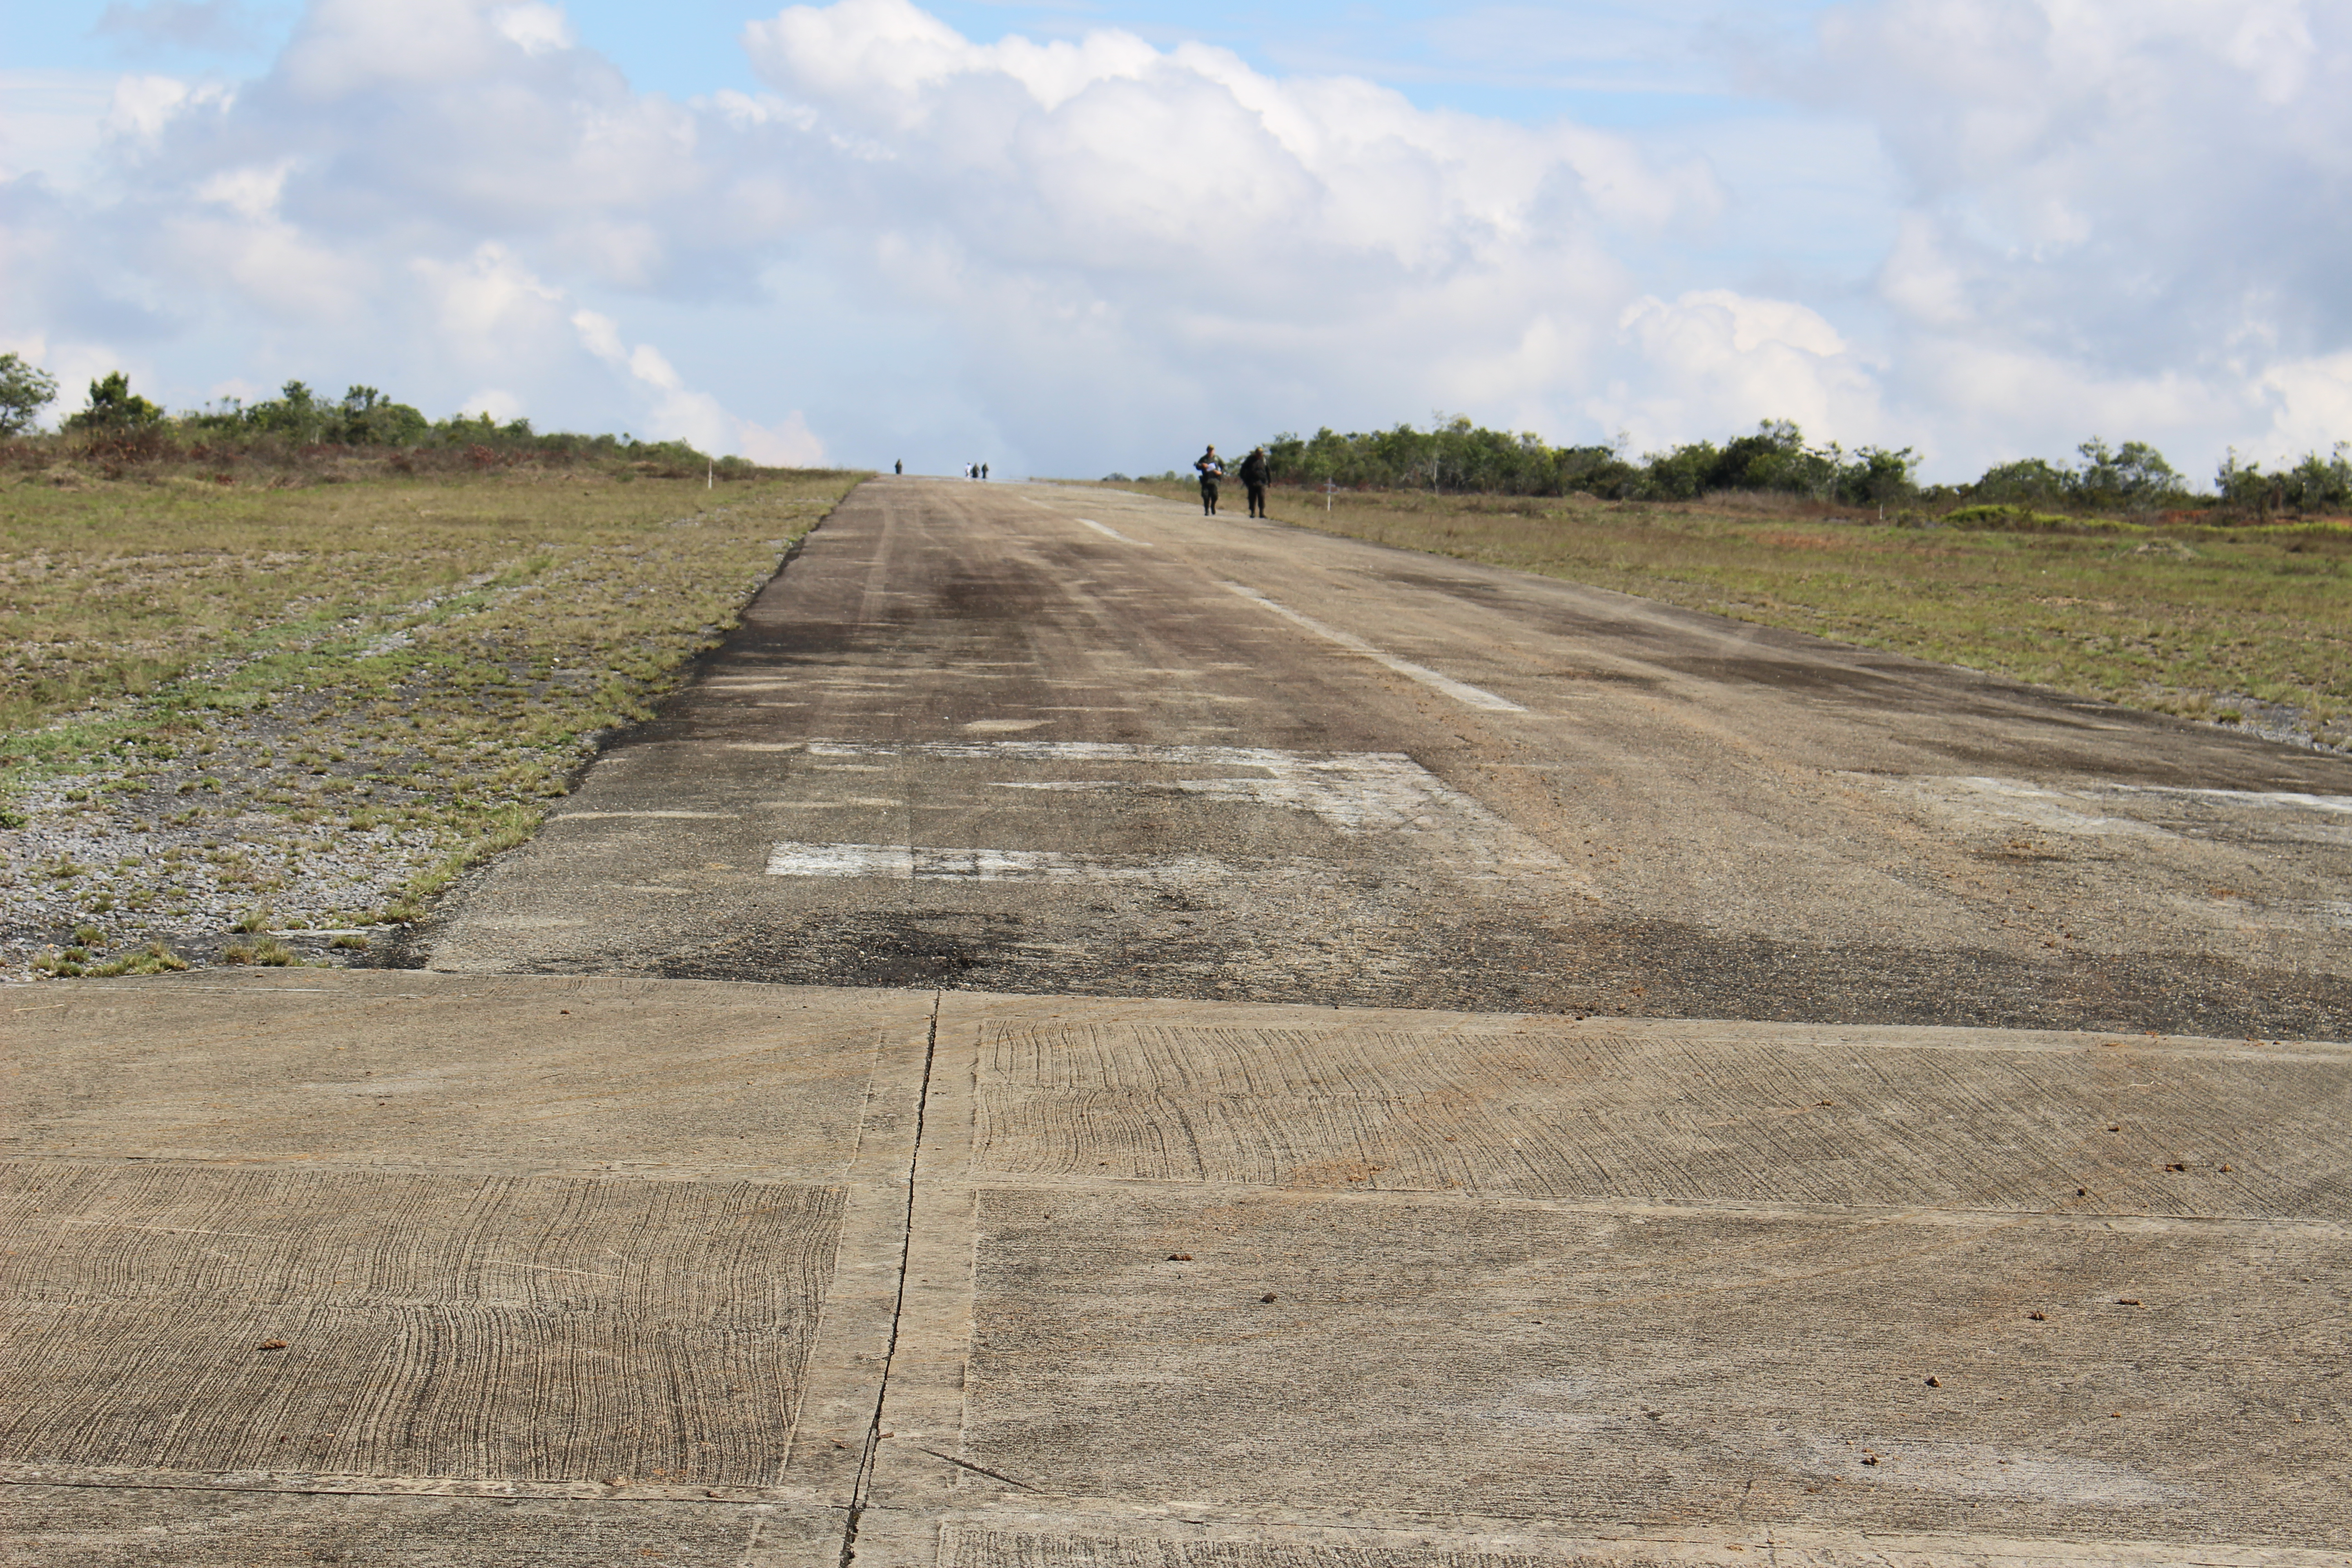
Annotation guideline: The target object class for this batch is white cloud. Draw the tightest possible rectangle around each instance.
[6,0,2352,480]
[0,70,121,183]
[490,2,575,57]
[415,243,570,359]
[457,387,527,423]
[104,73,233,140]
[735,410,826,466]
[571,300,826,463]
[1597,289,1887,455]
[194,159,289,219]
[1765,0,2352,473]
[2252,352,2352,459]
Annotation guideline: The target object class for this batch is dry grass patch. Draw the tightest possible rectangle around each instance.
[1,464,865,977]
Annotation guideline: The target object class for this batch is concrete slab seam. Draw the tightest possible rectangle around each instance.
[840,989,946,1568]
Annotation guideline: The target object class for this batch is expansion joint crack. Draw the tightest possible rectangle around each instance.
[838,988,942,1568]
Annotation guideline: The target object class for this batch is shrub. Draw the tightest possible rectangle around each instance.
[0,352,60,435]
[62,371,165,432]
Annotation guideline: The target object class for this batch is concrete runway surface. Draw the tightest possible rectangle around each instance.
[5,480,2346,1564]
[5,973,2346,1564]
[426,478,2349,1037]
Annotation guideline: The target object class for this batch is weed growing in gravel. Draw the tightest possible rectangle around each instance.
[1,462,863,977]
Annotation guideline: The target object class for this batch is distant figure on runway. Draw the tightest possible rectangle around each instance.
[1195,445,1224,515]
[1239,445,1269,517]
[894,459,902,475]
[981,462,990,480]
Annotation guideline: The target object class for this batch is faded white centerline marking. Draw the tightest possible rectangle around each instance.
[1218,583,1526,713]
[1078,518,1149,546]
[765,842,1234,882]
[555,810,736,820]
[782,740,1585,885]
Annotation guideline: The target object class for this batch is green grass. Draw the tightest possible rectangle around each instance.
[1,461,865,959]
[1112,479,2351,748]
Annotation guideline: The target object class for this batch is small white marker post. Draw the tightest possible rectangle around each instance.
[707,457,714,490]
[1324,479,1338,513]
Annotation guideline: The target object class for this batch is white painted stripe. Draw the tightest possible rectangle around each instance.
[2133,786,2352,814]
[1078,518,1149,546]
[1217,583,1527,713]
[805,740,1413,766]
[1955,778,2352,815]
[555,810,736,819]
[789,742,1575,863]
[765,840,1235,883]
[768,842,913,878]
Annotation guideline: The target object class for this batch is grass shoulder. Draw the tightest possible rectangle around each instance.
[1,460,867,979]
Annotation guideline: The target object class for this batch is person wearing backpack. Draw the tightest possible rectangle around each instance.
[1239,445,1270,517]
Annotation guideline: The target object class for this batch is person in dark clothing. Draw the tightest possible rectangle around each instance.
[981,462,989,480]
[1239,445,1270,517]
[894,459,902,475]
[1195,445,1224,514]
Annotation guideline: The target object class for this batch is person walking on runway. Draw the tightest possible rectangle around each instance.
[1239,445,1270,518]
[1195,445,1225,515]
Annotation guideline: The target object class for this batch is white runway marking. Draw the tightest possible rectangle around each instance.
[1078,518,1149,545]
[1217,583,1526,713]
[765,841,1235,883]
[786,740,1581,882]
[2123,786,2352,813]
[555,810,736,820]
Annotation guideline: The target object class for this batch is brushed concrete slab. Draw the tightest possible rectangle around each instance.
[951,996,2352,1219]
[931,1523,2352,1568]
[5,974,2343,1566]
[2,969,932,1180]
[1,971,940,1564]
[951,1184,2346,1543]
[822,991,2348,1568]
[1,1161,839,1481]
[934,1522,2352,1568]
[3,1487,775,1568]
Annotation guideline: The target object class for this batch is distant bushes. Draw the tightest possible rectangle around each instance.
[0,363,774,479]
[1263,417,1919,506]
[2215,444,2352,517]
[1260,415,2347,521]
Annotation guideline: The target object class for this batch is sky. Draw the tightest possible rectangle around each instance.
[3,0,2349,482]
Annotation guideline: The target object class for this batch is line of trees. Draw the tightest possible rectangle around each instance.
[0,356,724,470]
[1261,413,2352,516]
[1266,417,1921,507]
